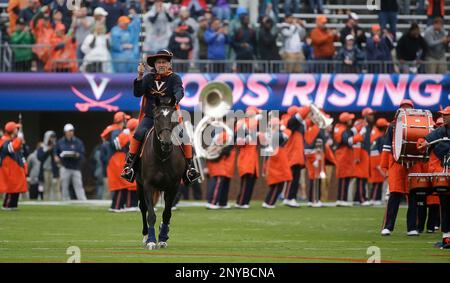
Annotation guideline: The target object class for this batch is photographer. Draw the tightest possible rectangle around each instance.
[37,130,60,200]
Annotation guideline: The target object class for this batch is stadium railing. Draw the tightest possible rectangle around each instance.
[2,44,449,74]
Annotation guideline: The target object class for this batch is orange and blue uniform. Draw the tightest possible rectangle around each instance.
[283,106,309,202]
[263,117,293,207]
[0,122,27,209]
[333,112,358,203]
[206,130,236,208]
[368,119,389,202]
[304,120,336,204]
[101,112,134,211]
[235,107,260,207]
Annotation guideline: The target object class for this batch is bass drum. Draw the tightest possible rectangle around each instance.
[432,173,450,193]
[393,109,434,164]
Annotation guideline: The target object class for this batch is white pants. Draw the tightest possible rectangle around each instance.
[60,167,86,201]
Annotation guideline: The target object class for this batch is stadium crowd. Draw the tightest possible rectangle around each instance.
[0,0,449,73]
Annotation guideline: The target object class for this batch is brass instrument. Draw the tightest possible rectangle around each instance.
[193,82,234,160]
[309,103,334,129]
[185,82,234,182]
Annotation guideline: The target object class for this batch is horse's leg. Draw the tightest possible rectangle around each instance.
[144,185,158,250]
[137,184,148,245]
[158,187,177,248]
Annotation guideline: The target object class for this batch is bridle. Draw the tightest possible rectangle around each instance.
[153,106,176,162]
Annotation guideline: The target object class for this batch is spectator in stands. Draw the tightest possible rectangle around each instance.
[11,18,34,72]
[203,7,214,23]
[365,24,394,73]
[80,22,112,73]
[257,16,281,72]
[212,0,231,21]
[7,0,28,35]
[181,0,207,18]
[99,0,127,33]
[197,16,208,60]
[173,6,199,59]
[169,0,182,18]
[427,0,445,26]
[44,23,78,72]
[31,6,53,71]
[72,6,94,62]
[237,0,259,25]
[204,18,229,72]
[37,130,60,200]
[50,0,73,32]
[310,15,339,72]
[396,22,428,73]
[335,34,365,73]
[143,0,173,56]
[284,0,301,15]
[126,0,142,14]
[279,13,305,73]
[55,123,87,201]
[110,15,140,73]
[378,0,398,41]
[308,0,324,14]
[51,10,64,29]
[424,17,449,74]
[231,11,257,72]
[93,6,108,29]
[168,24,194,72]
[397,0,410,15]
[339,12,366,50]
[398,0,426,15]
[20,0,41,26]
[260,0,277,23]
[259,0,279,23]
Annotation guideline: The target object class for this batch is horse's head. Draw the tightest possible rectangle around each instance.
[152,96,178,153]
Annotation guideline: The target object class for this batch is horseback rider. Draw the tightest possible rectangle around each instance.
[121,49,201,185]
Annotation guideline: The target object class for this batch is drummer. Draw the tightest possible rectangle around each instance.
[380,99,421,236]
[418,106,450,249]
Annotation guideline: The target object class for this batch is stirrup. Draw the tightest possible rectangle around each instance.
[183,168,200,185]
[121,167,136,183]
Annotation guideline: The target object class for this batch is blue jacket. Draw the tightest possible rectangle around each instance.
[110,15,140,73]
[55,136,85,170]
[425,126,450,164]
[204,28,229,60]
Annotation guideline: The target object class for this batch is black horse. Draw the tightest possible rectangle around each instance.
[136,96,186,250]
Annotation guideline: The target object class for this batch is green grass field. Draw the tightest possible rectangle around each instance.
[0,202,449,263]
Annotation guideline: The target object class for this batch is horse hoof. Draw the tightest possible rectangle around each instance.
[146,242,157,250]
[158,242,168,249]
[142,235,148,246]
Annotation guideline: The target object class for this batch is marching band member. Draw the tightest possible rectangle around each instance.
[334,112,359,206]
[235,106,261,209]
[121,49,200,185]
[262,116,292,209]
[368,118,389,205]
[417,106,450,249]
[125,118,139,211]
[101,111,134,212]
[205,129,235,210]
[353,108,375,206]
[417,117,442,234]
[0,121,27,210]
[282,106,310,208]
[380,99,421,236]
[304,114,336,207]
